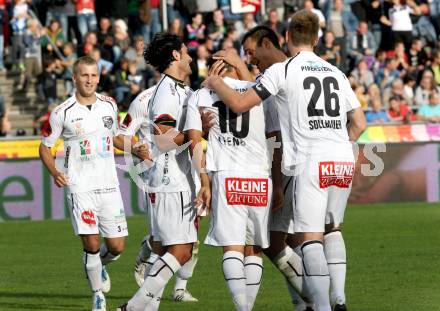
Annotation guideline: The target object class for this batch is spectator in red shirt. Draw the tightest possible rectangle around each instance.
[388,96,414,123]
[74,0,97,39]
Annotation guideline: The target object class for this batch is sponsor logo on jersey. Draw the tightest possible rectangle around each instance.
[79,139,91,155]
[102,116,114,129]
[81,210,96,225]
[225,178,269,207]
[121,113,132,128]
[319,161,354,188]
[74,122,85,135]
[102,136,111,152]
[301,61,333,72]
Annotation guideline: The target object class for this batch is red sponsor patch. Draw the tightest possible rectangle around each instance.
[225,178,269,207]
[81,210,96,225]
[319,161,354,189]
[148,193,156,204]
[122,113,132,128]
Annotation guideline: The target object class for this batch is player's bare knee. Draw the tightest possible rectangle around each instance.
[245,245,262,257]
[286,233,302,249]
[168,244,193,265]
[80,234,100,253]
[105,237,125,254]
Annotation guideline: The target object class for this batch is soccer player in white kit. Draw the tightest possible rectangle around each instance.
[185,57,275,310]
[39,56,129,311]
[203,10,366,311]
[118,33,209,311]
[115,85,199,304]
[214,30,311,310]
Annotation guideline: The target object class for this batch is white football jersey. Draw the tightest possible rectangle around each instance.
[42,94,119,193]
[255,51,360,168]
[184,77,274,175]
[119,85,156,141]
[147,74,194,193]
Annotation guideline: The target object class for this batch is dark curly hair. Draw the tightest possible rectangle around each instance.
[143,32,183,73]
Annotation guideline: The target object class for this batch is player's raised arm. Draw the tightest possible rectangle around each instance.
[203,75,262,113]
[212,48,253,82]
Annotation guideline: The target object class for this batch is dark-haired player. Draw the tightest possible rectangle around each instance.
[116,84,200,302]
[118,32,209,311]
[204,10,366,311]
[215,26,313,311]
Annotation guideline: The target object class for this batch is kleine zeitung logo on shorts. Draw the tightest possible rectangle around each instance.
[225,178,269,207]
[319,161,354,189]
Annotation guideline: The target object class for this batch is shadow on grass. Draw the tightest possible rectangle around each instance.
[0,291,130,300]
[0,302,84,310]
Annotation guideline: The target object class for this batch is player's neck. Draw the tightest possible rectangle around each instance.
[290,45,314,56]
[272,49,288,64]
[76,92,97,106]
[164,67,187,85]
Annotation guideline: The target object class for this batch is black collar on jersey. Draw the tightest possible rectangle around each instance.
[165,73,186,89]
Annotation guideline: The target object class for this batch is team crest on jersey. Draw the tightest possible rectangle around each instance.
[319,161,354,189]
[121,113,132,128]
[81,210,96,225]
[225,178,269,207]
[102,116,113,129]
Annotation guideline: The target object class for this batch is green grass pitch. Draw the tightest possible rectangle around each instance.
[1,203,440,311]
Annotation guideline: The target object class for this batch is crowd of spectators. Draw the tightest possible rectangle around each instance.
[0,0,440,136]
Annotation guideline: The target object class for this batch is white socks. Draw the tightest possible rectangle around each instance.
[100,244,121,266]
[174,242,199,292]
[83,250,103,293]
[273,246,304,295]
[222,251,248,311]
[324,231,347,306]
[244,256,263,310]
[299,241,331,311]
[128,252,181,311]
[139,235,152,262]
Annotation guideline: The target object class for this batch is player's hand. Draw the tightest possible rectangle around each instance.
[132,143,151,161]
[53,171,68,188]
[271,186,284,213]
[195,185,211,216]
[200,109,215,136]
[213,48,241,68]
[202,75,221,90]
[208,60,227,77]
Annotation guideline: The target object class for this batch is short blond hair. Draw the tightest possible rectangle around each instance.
[288,9,319,47]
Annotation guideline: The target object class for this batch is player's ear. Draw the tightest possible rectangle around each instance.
[172,50,181,61]
[262,37,271,49]
[285,31,289,44]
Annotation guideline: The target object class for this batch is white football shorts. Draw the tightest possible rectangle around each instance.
[292,153,355,233]
[270,175,295,234]
[148,191,197,246]
[205,171,271,248]
[67,187,128,238]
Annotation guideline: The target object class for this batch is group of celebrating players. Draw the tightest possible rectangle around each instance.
[39,9,367,311]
